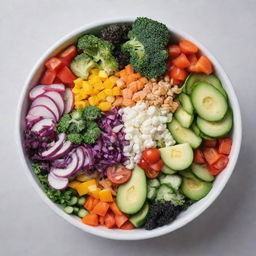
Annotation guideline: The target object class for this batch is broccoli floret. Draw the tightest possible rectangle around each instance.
[67,134,83,144]
[144,202,184,230]
[68,120,86,133]
[122,17,170,79]
[70,53,98,79]
[77,35,118,74]
[70,109,84,120]
[57,114,72,133]
[83,127,101,144]
[86,120,98,130]
[83,106,101,121]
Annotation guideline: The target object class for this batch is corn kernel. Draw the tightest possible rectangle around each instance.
[92,88,100,95]
[94,82,105,90]
[98,102,112,111]
[97,91,107,101]
[74,78,83,87]
[72,87,81,94]
[109,76,118,83]
[75,94,84,101]
[104,79,115,89]
[90,76,102,85]
[75,101,86,109]
[83,84,94,94]
[106,96,115,103]
[98,70,108,78]
[112,86,122,96]
[104,88,113,96]
[88,96,99,106]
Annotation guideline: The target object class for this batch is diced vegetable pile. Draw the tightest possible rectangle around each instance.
[24,17,233,231]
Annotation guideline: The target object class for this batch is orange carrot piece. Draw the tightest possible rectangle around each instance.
[139,77,148,84]
[122,98,135,107]
[119,69,127,77]
[82,214,99,226]
[110,202,123,216]
[115,214,128,228]
[136,80,144,90]
[120,221,135,230]
[113,96,123,107]
[104,212,116,229]
[99,216,105,225]
[132,91,146,102]
[91,201,110,217]
[84,196,95,211]
[125,64,134,75]
[122,88,133,99]
[195,56,213,75]
[127,81,138,93]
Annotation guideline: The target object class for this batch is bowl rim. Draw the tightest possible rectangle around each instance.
[16,17,242,240]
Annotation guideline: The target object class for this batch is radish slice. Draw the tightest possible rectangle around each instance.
[48,172,68,190]
[64,88,74,113]
[41,133,66,159]
[26,105,56,121]
[31,118,55,133]
[75,147,85,172]
[44,91,65,115]
[48,141,72,160]
[31,95,60,121]
[44,84,65,93]
[29,85,47,100]
[52,153,78,178]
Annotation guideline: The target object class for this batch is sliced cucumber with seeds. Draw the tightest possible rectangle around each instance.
[129,203,149,227]
[159,174,182,190]
[191,82,228,121]
[168,118,202,148]
[78,197,86,206]
[179,93,194,114]
[147,187,157,201]
[191,163,215,182]
[148,178,160,188]
[174,106,194,128]
[160,143,194,171]
[181,177,212,201]
[191,122,200,136]
[78,209,88,218]
[161,165,176,174]
[184,73,227,97]
[64,206,74,214]
[197,110,233,138]
[69,196,78,206]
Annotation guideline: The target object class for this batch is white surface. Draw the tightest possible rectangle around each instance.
[0,0,255,254]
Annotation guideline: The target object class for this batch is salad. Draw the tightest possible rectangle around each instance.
[24,17,233,230]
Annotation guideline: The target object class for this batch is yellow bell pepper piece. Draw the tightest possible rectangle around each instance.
[74,78,83,88]
[68,181,81,190]
[104,88,113,96]
[97,91,107,101]
[94,82,105,91]
[75,101,87,109]
[99,189,113,202]
[98,101,112,111]
[76,179,97,196]
[88,185,101,199]
[72,87,82,94]
[83,83,94,94]
[88,96,99,106]
[90,69,100,75]
[104,79,115,89]
[112,86,122,96]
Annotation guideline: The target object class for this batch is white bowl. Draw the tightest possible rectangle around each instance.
[16,18,242,240]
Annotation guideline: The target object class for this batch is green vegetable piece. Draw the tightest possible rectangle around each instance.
[64,206,74,214]
[83,127,101,144]
[83,106,101,121]
[67,134,83,144]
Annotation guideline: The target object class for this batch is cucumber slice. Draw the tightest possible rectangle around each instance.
[191,163,215,182]
[129,203,149,227]
[64,206,73,214]
[184,73,227,97]
[191,122,200,136]
[78,209,88,218]
[179,170,195,178]
[181,177,212,201]
[160,143,193,171]
[147,187,157,201]
[200,132,214,140]
[159,174,182,190]
[148,178,160,188]
[168,118,202,148]
[191,82,228,121]
[161,165,176,174]
[197,110,233,138]
[179,93,194,114]
[174,106,194,128]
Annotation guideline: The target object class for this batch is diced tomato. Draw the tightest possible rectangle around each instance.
[107,166,132,185]
[53,77,63,84]
[57,66,76,85]
[40,69,56,85]
[208,164,221,176]
[139,158,151,170]
[187,54,198,72]
[142,148,160,163]
[59,45,77,62]
[219,138,232,155]
[104,212,116,229]
[168,45,181,57]
[169,66,187,81]
[150,160,164,172]
[91,201,110,217]
[194,149,205,163]
[45,57,63,71]
[99,216,105,225]
[195,56,213,75]
[115,214,128,228]
[213,155,229,171]
[203,148,221,165]
[203,139,217,147]
[172,53,190,69]
[120,221,135,230]
[145,169,159,179]
[179,40,199,54]
[84,196,94,211]
[110,202,123,216]
[172,79,183,86]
